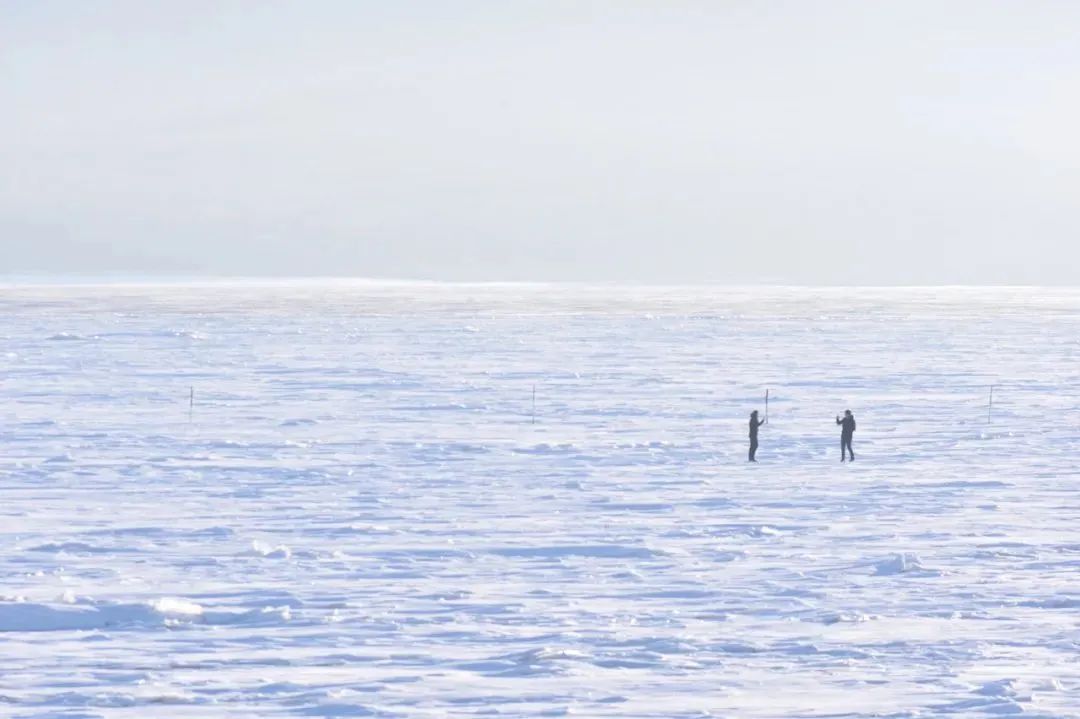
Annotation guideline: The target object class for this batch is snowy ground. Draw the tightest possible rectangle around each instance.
[1,282,1079,718]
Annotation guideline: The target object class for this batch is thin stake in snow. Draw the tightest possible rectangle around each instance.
[189,386,194,424]
[988,384,993,425]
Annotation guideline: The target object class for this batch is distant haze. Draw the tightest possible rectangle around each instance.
[3,1,1079,283]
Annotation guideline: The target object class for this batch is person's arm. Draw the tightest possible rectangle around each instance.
[836,416,842,425]
[758,419,766,427]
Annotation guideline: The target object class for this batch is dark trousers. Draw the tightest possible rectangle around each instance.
[749,438,758,462]
[841,436,854,461]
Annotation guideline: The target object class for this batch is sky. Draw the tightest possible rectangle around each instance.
[2,1,1079,283]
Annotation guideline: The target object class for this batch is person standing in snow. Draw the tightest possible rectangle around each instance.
[836,409,856,462]
[748,410,766,462]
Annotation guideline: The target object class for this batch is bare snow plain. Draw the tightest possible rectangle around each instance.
[1,282,1079,718]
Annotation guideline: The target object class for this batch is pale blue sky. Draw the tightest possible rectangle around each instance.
[3,1,1079,282]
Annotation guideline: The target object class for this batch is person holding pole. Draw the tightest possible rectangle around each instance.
[836,409,856,462]
[748,410,766,462]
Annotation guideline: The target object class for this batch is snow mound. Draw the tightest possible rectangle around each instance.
[874,552,930,575]
[822,611,875,625]
[28,541,139,555]
[510,647,592,664]
[490,544,665,559]
[248,540,293,559]
[0,599,292,632]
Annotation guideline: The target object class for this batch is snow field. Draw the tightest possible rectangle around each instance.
[1,283,1079,717]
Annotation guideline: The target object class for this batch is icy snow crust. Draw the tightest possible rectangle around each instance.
[1,282,1078,718]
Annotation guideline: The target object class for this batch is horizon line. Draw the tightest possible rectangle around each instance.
[1,275,1077,291]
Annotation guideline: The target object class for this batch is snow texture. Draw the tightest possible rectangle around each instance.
[1,282,1079,718]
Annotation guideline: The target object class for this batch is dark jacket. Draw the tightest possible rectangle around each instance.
[749,417,765,439]
[837,415,856,437]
